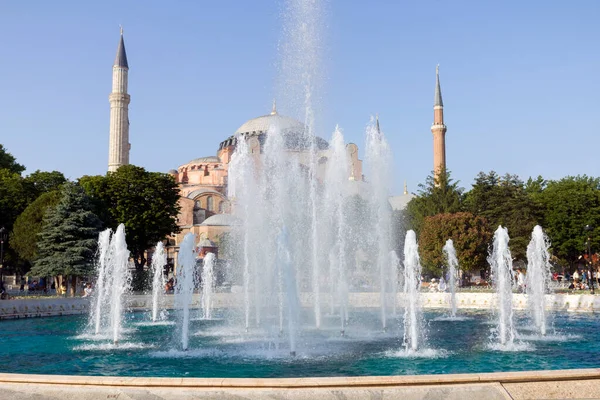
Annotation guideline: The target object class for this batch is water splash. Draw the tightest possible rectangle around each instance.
[442,239,459,318]
[151,242,167,322]
[201,252,216,320]
[91,229,112,335]
[365,117,393,331]
[403,230,423,352]
[175,233,196,351]
[526,225,552,336]
[389,250,401,317]
[89,225,131,344]
[489,226,516,347]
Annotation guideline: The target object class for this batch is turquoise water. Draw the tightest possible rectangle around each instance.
[1,310,599,377]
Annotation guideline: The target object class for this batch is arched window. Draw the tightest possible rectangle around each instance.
[218,201,224,213]
[207,196,214,212]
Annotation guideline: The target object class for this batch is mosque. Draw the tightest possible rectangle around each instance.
[107,31,447,263]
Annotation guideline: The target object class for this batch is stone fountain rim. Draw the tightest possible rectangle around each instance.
[0,368,599,388]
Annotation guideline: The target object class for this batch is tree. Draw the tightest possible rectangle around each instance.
[31,183,103,295]
[80,165,181,288]
[0,144,25,175]
[0,169,29,231]
[538,175,600,267]
[405,168,464,235]
[464,171,541,260]
[419,212,491,277]
[24,170,67,199]
[11,190,62,266]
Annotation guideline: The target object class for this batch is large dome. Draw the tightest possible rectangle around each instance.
[219,106,329,151]
[235,113,304,135]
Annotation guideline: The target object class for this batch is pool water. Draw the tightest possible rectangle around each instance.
[1,310,598,378]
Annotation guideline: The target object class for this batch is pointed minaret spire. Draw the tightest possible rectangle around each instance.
[270,99,277,115]
[431,64,447,183]
[404,181,408,195]
[114,26,128,68]
[434,64,443,107]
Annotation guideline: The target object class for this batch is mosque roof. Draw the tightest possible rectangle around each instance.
[201,214,239,226]
[185,156,221,164]
[114,29,128,68]
[235,113,304,135]
[388,193,415,211]
[223,106,329,151]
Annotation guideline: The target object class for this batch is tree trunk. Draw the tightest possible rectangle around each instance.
[70,275,77,297]
[54,275,63,296]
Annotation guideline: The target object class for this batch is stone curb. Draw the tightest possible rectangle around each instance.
[0,369,599,388]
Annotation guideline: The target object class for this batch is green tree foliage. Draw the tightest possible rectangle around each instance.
[0,169,29,231]
[418,212,491,276]
[11,190,62,265]
[464,171,541,260]
[80,165,181,275]
[31,183,102,286]
[405,168,464,235]
[0,144,25,175]
[538,176,600,266]
[24,170,67,199]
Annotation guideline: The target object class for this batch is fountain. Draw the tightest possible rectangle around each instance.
[489,226,516,347]
[201,252,216,320]
[526,225,552,335]
[442,239,459,318]
[389,250,401,317]
[91,229,111,335]
[151,241,167,322]
[4,1,599,394]
[89,224,131,344]
[365,118,394,331]
[175,233,196,351]
[403,230,423,352]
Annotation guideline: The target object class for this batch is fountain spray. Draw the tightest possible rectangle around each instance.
[175,233,196,351]
[201,252,216,320]
[403,230,423,352]
[442,239,459,318]
[526,225,552,336]
[489,226,516,346]
[151,241,167,322]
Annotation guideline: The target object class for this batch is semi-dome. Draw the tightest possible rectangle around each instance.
[201,213,239,226]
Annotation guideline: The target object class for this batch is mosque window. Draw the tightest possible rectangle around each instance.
[207,196,214,212]
[218,201,224,213]
[204,166,209,176]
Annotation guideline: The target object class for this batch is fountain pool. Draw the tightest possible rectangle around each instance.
[1,309,598,378]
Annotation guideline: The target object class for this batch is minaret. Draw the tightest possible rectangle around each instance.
[108,27,131,172]
[431,65,447,180]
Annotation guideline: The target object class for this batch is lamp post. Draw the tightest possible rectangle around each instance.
[585,225,594,295]
[0,227,6,291]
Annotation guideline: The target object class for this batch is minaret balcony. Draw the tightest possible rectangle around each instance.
[430,123,446,130]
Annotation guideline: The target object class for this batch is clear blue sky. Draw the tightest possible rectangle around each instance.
[0,0,598,194]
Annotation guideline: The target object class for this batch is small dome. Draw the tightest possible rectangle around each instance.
[201,213,239,226]
[167,169,178,174]
[199,238,216,247]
